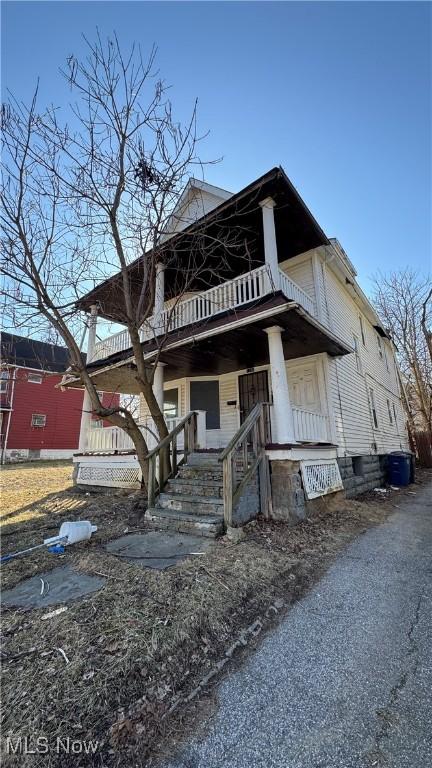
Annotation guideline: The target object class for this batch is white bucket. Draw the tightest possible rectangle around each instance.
[57,521,98,546]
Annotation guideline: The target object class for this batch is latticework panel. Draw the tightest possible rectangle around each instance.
[77,463,141,488]
[300,459,343,499]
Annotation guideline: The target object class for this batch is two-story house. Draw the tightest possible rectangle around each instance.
[0,333,120,463]
[64,167,408,534]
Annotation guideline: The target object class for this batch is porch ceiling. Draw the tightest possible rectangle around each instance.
[161,304,348,381]
[65,299,351,393]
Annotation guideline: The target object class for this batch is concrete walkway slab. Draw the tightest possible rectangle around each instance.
[2,565,106,609]
[105,531,211,569]
[165,482,432,768]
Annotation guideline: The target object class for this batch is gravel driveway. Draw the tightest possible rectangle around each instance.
[166,481,432,768]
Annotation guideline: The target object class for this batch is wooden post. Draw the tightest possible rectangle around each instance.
[172,434,177,477]
[223,456,233,528]
[242,439,248,471]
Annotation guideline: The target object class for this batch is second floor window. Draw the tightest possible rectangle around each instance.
[0,370,9,393]
[28,373,43,384]
[369,388,378,429]
[353,335,362,373]
[376,333,383,359]
[387,399,393,424]
[359,315,366,346]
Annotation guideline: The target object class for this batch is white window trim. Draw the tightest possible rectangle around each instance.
[368,387,379,430]
[0,370,9,393]
[352,333,362,374]
[163,384,180,419]
[387,398,393,425]
[31,413,46,427]
[28,373,43,384]
[359,315,366,346]
[376,333,384,359]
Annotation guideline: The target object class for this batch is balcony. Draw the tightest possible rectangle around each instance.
[92,265,317,362]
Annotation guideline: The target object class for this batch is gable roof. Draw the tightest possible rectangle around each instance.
[0,332,76,372]
[159,178,233,243]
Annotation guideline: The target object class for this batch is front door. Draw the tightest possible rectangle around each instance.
[288,363,322,413]
[238,370,270,423]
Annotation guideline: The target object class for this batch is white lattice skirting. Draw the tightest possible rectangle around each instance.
[77,462,141,489]
[300,459,343,499]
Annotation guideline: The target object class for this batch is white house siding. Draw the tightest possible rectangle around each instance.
[139,377,187,424]
[322,264,408,457]
[139,357,331,449]
[280,252,317,307]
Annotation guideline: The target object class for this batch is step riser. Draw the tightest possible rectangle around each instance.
[145,511,222,539]
[165,481,224,499]
[178,468,247,481]
[159,496,223,516]
[179,469,224,481]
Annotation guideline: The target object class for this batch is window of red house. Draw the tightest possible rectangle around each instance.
[31,414,46,427]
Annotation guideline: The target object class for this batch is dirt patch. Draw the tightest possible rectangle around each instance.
[1,462,430,767]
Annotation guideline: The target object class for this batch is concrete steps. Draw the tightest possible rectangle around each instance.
[145,507,224,538]
[145,452,226,538]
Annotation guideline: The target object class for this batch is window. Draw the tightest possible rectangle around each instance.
[392,403,397,426]
[28,373,42,384]
[369,388,378,429]
[383,343,390,372]
[31,414,46,427]
[359,315,366,346]
[387,399,393,424]
[353,335,362,373]
[164,388,179,419]
[376,333,383,359]
[0,370,9,393]
[190,380,220,429]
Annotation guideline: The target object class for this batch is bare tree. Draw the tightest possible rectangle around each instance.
[1,34,244,486]
[371,269,432,434]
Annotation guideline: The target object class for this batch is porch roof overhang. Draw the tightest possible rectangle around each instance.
[63,296,352,394]
[76,167,330,323]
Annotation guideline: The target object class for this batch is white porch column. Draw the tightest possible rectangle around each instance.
[265,325,296,444]
[78,304,98,451]
[259,197,280,287]
[153,362,164,412]
[154,261,165,333]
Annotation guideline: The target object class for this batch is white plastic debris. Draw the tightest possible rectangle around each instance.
[374,488,387,493]
[44,521,98,547]
[41,606,68,621]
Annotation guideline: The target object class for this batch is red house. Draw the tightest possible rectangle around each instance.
[0,333,119,463]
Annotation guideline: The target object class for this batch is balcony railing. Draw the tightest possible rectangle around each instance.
[92,264,317,362]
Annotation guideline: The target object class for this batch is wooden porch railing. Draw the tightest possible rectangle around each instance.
[87,416,183,452]
[91,264,317,362]
[219,402,272,528]
[146,411,198,508]
[292,408,329,443]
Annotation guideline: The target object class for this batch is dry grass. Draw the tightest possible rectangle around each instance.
[1,461,430,767]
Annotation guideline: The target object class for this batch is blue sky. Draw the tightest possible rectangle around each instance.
[2,1,431,293]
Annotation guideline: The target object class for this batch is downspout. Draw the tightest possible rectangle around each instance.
[1,367,16,465]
